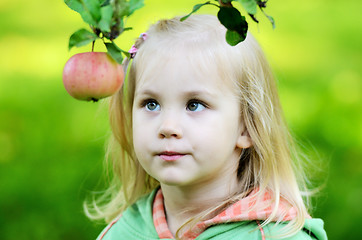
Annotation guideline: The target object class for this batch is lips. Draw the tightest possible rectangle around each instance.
[158,151,185,161]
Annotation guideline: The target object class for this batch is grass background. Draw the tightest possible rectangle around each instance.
[0,0,361,239]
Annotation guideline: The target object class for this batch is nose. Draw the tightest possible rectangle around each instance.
[158,112,183,139]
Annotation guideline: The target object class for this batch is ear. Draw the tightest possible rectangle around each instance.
[236,128,252,149]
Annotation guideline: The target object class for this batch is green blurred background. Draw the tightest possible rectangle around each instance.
[0,0,361,239]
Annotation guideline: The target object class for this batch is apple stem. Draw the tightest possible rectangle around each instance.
[92,41,95,52]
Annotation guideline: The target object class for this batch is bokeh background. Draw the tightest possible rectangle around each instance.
[0,0,361,239]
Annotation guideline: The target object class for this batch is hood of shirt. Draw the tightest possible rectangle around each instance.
[97,188,327,240]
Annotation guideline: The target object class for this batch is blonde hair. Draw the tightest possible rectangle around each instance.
[85,15,311,237]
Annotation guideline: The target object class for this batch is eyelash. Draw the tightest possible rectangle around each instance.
[187,99,208,110]
[140,99,159,110]
[139,98,208,111]
[140,98,153,107]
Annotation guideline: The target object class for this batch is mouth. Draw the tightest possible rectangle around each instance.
[157,151,186,162]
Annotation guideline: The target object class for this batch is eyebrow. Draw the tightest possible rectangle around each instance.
[184,90,217,99]
[135,89,157,97]
[135,89,218,99]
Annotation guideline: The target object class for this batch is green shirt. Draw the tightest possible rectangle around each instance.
[97,189,327,240]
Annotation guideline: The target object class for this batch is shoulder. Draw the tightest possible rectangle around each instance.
[96,215,122,240]
[199,219,327,240]
[96,189,160,240]
[263,218,327,240]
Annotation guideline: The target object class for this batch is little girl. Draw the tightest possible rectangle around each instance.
[87,15,327,239]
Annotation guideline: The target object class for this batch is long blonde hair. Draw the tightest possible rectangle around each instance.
[85,14,311,237]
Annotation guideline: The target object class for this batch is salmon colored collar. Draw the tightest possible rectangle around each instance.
[152,188,301,240]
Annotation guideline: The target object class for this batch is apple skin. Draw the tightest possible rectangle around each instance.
[63,52,124,101]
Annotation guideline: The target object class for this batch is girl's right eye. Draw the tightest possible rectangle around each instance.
[144,100,160,111]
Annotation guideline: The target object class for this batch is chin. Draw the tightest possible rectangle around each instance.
[159,178,185,186]
[157,175,192,187]
[151,168,196,187]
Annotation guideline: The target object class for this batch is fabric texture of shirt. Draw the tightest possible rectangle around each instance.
[152,188,301,239]
[97,188,327,240]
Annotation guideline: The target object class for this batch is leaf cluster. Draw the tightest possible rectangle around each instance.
[64,0,144,63]
[182,0,275,46]
[64,0,274,63]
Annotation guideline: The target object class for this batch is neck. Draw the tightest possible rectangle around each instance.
[160,174,240,236]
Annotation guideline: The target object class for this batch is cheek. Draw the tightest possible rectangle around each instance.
[190,121,225,149]
[194,116,239,150]
[132,132,149,169]
[132,113,155,152]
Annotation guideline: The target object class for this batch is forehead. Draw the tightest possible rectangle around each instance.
[134,49,235,95]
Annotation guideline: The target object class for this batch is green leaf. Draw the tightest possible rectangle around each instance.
[123,27,132,32]
[114,1,130,18]
[180,1,212,21]
[128,0,144,16]
[105,42,128,64]
[68,28,98,50]
[217,7,248,36]
[64,0,84,14]
[79,10,98,26]
[98,4,113,32]
[83,0,102,23]
[225,29,245,46]
[64,0,98,26]
[221,0,234,3]
[238,0,257,15]
[101,0,111,7]
[260,8,275,29]
[266,15,275,29]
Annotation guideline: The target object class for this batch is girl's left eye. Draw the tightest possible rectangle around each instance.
[144,100,160,111]
[186,101,206,112]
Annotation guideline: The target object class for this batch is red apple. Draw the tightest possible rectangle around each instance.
[63,52,124,101]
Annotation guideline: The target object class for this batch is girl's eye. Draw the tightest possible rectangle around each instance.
[144,100,160,111]
[187,101,206,112]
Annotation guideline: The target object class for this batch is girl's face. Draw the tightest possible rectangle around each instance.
[132,55,250,190]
